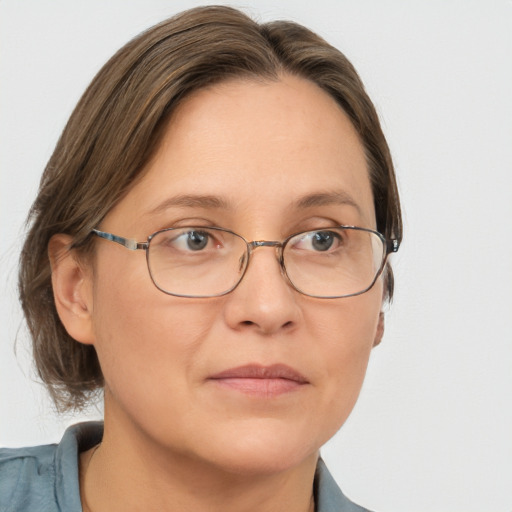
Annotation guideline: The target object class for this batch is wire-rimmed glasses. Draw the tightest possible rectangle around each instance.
[92,226,399,299]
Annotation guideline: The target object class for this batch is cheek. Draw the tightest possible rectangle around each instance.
[305,285,381,360]
[89,255,221,406]
[303,289,381,436]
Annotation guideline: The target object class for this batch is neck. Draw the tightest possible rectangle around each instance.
[80,403,317,512]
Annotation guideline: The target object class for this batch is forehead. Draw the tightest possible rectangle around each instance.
[106,74,375,233]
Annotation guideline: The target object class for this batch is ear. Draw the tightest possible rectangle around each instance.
[48,234,95,345]
[373,311,385,347]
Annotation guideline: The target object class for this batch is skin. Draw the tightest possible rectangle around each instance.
[50,74,385,512]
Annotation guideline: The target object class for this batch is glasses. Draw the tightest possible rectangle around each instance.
[92,226,399,299]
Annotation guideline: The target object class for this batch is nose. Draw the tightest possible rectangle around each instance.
[222,244,302,335]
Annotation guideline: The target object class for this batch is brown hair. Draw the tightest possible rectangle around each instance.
[19,5,402,411]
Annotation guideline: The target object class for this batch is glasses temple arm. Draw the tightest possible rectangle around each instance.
[386,238,400,254]
[92,229,147,250]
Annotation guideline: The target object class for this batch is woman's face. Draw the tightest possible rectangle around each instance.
[82,75,384,474]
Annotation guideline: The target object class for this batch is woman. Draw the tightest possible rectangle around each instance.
[0,5,401,512]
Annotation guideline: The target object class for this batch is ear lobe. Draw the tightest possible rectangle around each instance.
[373,311,385,347]
[48,234,95,345]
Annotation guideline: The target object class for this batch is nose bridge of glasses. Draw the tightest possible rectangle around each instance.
[245,240,285,270]
[248,240,282,249]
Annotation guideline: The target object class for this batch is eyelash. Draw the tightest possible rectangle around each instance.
[150,215,350,241]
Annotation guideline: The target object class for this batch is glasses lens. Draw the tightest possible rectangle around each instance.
[147,227,248,297]
[283,227,386,298]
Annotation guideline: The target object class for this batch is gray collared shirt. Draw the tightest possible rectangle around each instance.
[0,422,372,512]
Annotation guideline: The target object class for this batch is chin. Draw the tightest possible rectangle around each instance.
[212,445,318,477]
[195,420,324,477]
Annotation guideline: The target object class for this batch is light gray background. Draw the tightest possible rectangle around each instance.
[1,1,511,511]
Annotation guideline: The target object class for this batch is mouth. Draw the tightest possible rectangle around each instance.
[208,364,309,397]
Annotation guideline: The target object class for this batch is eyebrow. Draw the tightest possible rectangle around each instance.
[145,190,362,216]
[146,194,231,215]
[294,190,362,214]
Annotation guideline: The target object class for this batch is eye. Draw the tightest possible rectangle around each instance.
[311,231,336,251]
[184,230,209,251]
[292,230,342,252]
[164,229,218,252]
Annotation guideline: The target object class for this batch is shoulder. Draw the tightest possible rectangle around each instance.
[0,443,59,512]
[0,422,103,512]
[315,458,375,512]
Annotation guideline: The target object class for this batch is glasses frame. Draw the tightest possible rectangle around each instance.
[91,226,399,299]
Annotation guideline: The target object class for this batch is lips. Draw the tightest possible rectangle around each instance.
[208,364,309,397]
